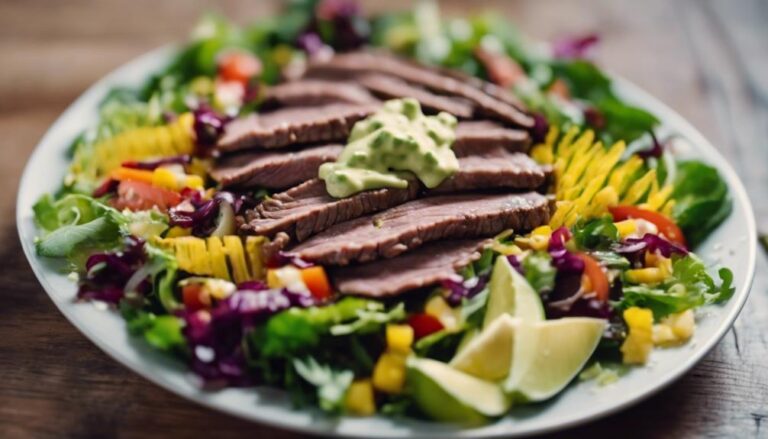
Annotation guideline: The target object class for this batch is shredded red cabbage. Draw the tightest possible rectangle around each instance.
[548,227,585,273]
[506,254,524,274]
[182,286,317,386]
[121,154,192,170]
[92,178,120,198]
[193,105,231,153]
[613,233,688,260]
[552,33,600,59]
[584,106,606,130]
[441,275,488,306]
[530,112,550,144]
[297,32,332,57]
[312,0,368,51]
[77,237,147,304]
[637,131,664,159]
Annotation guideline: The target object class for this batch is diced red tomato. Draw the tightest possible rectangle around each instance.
[575,253,610,302]
[300,266,332,300]
[182,284,211,311]
[407,313,444,340]
[112,180,182,212]
[609,205,687,247]
[217,51,262,86]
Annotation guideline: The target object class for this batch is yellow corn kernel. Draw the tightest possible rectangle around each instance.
[625,267,666,285]
[621,307,654,365]
[372,351,407,394]
[345,379,376,416]
[615,220,637,238]
[386,324,414,354]
[166,226,191,238]
[424,295,458,330]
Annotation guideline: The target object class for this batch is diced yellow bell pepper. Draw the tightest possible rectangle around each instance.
[653,310,695,347]
[621,307,654,365]
[151,167,179,190]
[372,351,407,394]
[615,220,637,238]
[625,267,667,285]
[344,379,376,416]
[386,324,414,354]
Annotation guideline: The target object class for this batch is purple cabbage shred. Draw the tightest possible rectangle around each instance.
[441,275,488,306]
[77,237,147,304]
[530,112,550,144]
[181,286,317,386]
[121,154,192,171]
[548,227,585,274]
[193,105,231,153]
[552,33,600,59]
[613,233,688,260]
[637,131,664,159]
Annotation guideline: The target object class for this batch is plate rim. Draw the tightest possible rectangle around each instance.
[15,45,757,438]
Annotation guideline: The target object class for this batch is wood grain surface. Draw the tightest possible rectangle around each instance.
[2,0,767,438]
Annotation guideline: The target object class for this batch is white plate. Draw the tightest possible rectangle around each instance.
[16,46,756,438]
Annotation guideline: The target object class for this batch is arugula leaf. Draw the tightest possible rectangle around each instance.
[671,161,732,247]
[573,216,619,250]
[521,251,556,293]
[618,255,735,319]
[293,357,354,413]
[330,302,406,336]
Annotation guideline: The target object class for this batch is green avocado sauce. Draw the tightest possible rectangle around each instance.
[318,98,459,198]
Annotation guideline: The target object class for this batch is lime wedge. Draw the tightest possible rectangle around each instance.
[407,357,511,425]
[503,318,606,402]
[449,314,518,380]
[483,256,544,328]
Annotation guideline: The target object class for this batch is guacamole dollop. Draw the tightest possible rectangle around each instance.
[319,98,459,198]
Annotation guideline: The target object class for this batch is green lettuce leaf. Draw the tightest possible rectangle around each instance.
[573,216,619,250]
[522,251,556,293]
[671,161,732,247]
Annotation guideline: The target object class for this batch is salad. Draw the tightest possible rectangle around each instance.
[32,0,735,426]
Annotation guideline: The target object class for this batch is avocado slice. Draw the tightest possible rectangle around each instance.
[407,357,511,426]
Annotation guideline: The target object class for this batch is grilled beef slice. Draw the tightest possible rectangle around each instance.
[243,150,549,240]
[452,120,530,156]
[304,51,534,128]
[243,178,420,241]
[288,192,550,265]
[217,103,378,152]
[357,74,474,118]
[210,144,343,189]
[331,239,487,297]
[261,80,379,109]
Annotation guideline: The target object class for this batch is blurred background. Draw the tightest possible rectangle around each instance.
[1,1,766,438]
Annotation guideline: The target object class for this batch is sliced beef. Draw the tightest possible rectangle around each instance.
[357,74,474,118]
[243,178,420,241]
[210,144,343,189]
[243,151,549,241]
[331,239,487,297]
[432,148,549,193]
[218,103,378,152]
[288,192,550,265]
[304,51,534,128]
[261,80,378,109]
[452,121,530,156]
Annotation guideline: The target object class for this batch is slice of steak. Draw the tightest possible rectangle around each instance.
[452,120,531,156]
[243,151,549,241]
[243,178,420,241]
[210,144,343,189]
[288,192,550,265]
[357,74,474,118]
[432,148,548,193]
[217,103,379,152]
[261,80,379,109]
[304,51,534,128]
[331,239,487,297]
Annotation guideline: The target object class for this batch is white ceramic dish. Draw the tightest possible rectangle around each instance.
[16,45,756,438]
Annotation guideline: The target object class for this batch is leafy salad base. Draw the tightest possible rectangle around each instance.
[17,45,756,437]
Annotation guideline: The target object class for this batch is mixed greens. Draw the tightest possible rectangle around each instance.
[32,0,735,425]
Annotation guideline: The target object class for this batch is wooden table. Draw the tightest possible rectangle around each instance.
[2,0,766,437]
